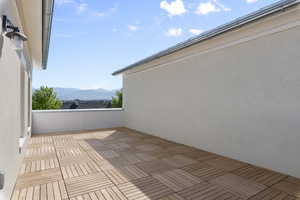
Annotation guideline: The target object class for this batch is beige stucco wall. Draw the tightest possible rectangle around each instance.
[0,0,32,199]
[123,8,300,178]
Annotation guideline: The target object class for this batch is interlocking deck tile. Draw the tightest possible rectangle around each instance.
[150,151,176,159]
[136,144,163,152]
[158,194,185,200]
[135,152,156,162]
[106,142,131,150]
[65,172,114,198]
[70,187,127,200]
[96,150,120,159]
[29,136,53,145]
[136,160,174,173]
[121,153,143,164]
[205,157,246,171]
[87,150,106,163]
[142,138,175,147]
[14,128,300,200]
[12,180,68,200]
[118,176,173,200]
[166,145,197,154]
[61,161,101,179]
[232,165,287,186]
[162,155,197,168]
[15,168,63,189]
[180,150,220,161]
[152,169,202,192]
[210,174,267,199]
[78,140,94,151]
[56,147,85,159]
[20,157,59,175]
[25,145,56,157]
[103,165,149,184]
[85,138,105,147]
[273,177,300,198]
[248,188,299,200]
[178,181,245,200]
[181,163,228,181]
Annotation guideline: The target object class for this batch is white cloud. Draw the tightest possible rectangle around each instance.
[93,4,118,17]
[195,0,230,15]
[189,29,203,35]
[245,0,259,3]
[160,0,187,16]
[166,28,182,37]
[128,25,138,31]
[76,3,88,14]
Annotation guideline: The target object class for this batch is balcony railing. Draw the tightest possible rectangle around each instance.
[32,108,124,134]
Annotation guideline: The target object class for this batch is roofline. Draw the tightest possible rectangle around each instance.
[112,0,300,76]
[42,0,54,70]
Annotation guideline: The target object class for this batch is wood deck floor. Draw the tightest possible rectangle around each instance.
[11,128,300,200]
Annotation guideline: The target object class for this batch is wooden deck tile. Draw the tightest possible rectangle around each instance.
[78,140,94,151]
[136,144,163,152]
[135,152,156,162]
[96,150,120,159]
[157,194,185,200]
[273,177,300,198]
[56,147,85,159]
[118,177,173,200]
[70,187,127,200]
[205,157,246,171]
[12,179,68,200]
[248,188,299,200]
[210,174,267,199]
[20,157,59,175]
[162,155,197,168]
[178,181,245,200]
[166,145,196,154]
[136,160,174,173]
[103,165,149,184]
[233,165,287,186]
[25,145,56,157]
[61,161,101,179]
[181,163,228,181]
[65,172,114,198]
[15,168,63,189]
[106,143,130,150]
[13,128,300,200]
[152,169,202,192]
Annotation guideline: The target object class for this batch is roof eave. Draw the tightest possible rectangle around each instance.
[42,0,54,70]
[112,0,300,76]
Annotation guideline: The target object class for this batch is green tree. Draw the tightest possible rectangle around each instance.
[32,86,62,110]
[111,90,122,108]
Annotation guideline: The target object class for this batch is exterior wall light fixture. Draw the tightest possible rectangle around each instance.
[1,15,29,68]
[2,15,27,49]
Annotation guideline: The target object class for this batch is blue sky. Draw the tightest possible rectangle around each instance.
[33,0,279,90]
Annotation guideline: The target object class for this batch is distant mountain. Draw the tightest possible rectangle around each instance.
[33,87,118,101]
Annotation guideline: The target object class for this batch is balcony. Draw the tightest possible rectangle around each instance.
[11,111,300,200]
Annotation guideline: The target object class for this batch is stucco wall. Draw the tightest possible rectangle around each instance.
[32,109,124,134]
[123,13,300,178]
[0,1,32,199]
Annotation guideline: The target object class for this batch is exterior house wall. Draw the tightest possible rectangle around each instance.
[123,8,300,178]
[0,0,32,199]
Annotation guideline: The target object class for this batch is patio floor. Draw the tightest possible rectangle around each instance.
[11,128,300,200]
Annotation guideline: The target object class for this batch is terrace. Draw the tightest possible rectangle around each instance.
[11,127,300,200]
[2,0,300,200]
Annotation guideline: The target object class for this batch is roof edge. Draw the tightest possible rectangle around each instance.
[112,0,300,76]
[42,0,54,70]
